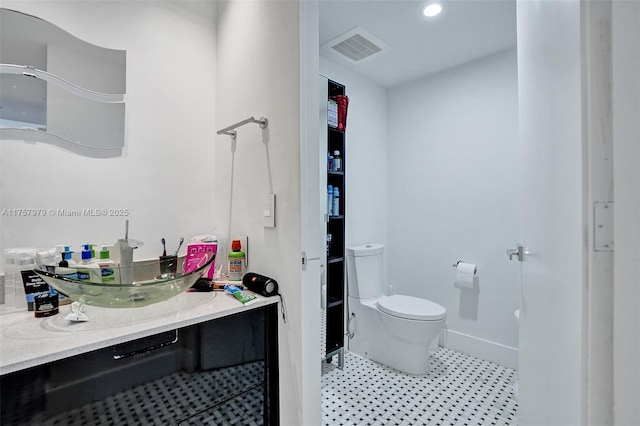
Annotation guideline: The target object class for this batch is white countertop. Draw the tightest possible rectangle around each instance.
[0,291,278,376]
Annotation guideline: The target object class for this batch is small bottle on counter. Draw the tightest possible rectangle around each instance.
[17,250,37,310]
[61,247,77,266]
[76,245,101,283]
[98,245,119,284]
[3,249,17,309]
[54,253,74,306]
[34,290,59,318]
[228,240,246,281]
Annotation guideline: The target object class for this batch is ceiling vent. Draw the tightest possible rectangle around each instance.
[322,27,391,64]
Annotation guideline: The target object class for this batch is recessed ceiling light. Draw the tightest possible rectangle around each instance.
[423,2,443,17]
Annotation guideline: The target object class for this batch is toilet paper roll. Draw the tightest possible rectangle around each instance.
[455,262,476,289]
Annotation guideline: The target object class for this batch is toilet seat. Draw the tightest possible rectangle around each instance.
[376,295,446,321]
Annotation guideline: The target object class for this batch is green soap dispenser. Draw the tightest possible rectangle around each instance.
[98,245,119,284]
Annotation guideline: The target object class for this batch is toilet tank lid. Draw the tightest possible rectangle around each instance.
[346,243,384,257]
[376,295,446,321]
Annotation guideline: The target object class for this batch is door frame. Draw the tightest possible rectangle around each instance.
[516,0,623,423]
[612,1,640,423]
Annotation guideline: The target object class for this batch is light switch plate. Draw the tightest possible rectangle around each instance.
[263,193,276,228]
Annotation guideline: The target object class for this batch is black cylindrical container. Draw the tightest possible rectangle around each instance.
[242,273,278,297]
[34,291,59,318]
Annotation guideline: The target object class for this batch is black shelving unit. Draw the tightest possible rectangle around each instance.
[325,80,346,367]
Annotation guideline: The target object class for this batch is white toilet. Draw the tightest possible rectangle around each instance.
[346,243,447,375]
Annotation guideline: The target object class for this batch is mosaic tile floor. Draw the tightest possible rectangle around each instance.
[322,348,518,426]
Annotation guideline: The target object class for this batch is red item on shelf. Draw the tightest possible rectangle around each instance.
[332,95,349,131]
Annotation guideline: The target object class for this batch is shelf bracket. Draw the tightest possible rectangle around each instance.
[216,116,268,140]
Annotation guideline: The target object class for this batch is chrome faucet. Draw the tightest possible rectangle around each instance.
[113,220,143,284]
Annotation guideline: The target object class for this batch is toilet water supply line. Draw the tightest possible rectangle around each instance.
[344,280,357,340]
[346,313,355,339]
[344,282,392,340]
[345,286,355,340]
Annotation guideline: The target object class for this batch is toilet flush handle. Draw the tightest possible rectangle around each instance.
[506,244,527,262]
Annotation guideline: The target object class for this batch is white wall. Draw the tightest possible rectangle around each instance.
[0,1,217,262]
[386,50,521,367]
[613,1,640,423]
[319,57,389,274]
[214,1,303,424]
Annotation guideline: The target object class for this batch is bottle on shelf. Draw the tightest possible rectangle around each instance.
[327,185,333,217]
[326,233,332,256]
[333,150,342,172]
[328,152,334,171]
[332,187,340,216]
[328,99,338,128]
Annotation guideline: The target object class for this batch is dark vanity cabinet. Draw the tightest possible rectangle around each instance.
[0,305,279,425]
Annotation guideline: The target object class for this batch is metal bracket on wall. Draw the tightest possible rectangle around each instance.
[594,202,614,251]
[216,116,268,140]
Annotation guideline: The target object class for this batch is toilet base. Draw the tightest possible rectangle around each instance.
[348,297,445,375]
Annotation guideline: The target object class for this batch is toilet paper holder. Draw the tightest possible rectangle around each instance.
[452,260,477,274]
[453,261,478,289]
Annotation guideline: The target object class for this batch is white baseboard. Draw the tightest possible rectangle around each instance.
[442,329,519,370]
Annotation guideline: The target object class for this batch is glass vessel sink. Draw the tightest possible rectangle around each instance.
[34,253,215,308]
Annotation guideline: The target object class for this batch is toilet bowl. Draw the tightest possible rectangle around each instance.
[346,244,447,375]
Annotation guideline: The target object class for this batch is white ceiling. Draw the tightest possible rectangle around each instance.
[319,0,517,88]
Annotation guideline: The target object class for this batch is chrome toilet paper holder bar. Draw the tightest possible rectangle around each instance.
[452,261,477,275]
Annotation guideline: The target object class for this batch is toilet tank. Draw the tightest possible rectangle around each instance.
[346,244,384,299]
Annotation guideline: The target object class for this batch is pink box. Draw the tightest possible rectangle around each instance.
[183,242,217,279]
